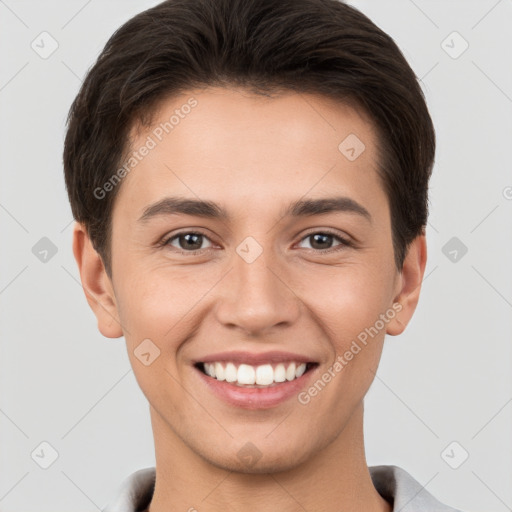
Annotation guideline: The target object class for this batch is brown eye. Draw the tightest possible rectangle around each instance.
[164,232,213,252]
[298,232,350,251]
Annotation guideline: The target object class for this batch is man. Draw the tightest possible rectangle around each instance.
[63,0,464,510]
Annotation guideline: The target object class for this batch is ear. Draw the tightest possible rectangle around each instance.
[386,233,427,336]
[72,222,124,338]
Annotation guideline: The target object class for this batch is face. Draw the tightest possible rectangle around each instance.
[77,87,425,473]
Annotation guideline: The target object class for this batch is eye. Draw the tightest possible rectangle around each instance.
[163,231,214,253]
[297,231,351,252]
[159,229,351,255]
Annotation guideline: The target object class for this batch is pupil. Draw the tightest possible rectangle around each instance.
[311,233,332,250]
[181,233,202,250]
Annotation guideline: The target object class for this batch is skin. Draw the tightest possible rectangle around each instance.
[73,87,427,512]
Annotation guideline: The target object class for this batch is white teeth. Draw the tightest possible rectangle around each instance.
[205,363,214,377]
[214,362,225,381]
[295,363,306,378]
[274,363,286,382]
[237,364,255,384]
[225,362,237,382]
[286,362,296,381]
[201,361,309,386]
[255,364,274,385]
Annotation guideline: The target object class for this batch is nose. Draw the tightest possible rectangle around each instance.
[214,244,302,336]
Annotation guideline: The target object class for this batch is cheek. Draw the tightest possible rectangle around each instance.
[114,265,217,348]
[297,262,395,344]
[114,270,204,405]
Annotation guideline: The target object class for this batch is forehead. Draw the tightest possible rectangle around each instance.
[113,87,386,223]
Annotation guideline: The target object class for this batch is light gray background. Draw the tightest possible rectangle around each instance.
[0,0,511,511]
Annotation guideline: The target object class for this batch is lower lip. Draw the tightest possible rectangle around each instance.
[195,365,318,410]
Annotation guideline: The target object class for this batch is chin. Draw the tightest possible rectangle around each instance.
[193,434,316,475]
[205,449,310,475]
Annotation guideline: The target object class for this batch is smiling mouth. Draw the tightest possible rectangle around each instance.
[194,361,318,388]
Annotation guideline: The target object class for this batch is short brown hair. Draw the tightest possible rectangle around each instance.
[63,0,435,278]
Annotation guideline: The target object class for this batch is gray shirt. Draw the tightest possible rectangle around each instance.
[102,465,463,511]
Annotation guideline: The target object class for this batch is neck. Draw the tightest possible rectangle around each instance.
[147,403,391,512]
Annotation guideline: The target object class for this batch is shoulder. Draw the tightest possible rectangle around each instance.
[369,464,464,512]
[102,467,156,512]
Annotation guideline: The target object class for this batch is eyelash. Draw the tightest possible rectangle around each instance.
[158,229,353,255]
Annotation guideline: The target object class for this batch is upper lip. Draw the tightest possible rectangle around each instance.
[195,350,317,366]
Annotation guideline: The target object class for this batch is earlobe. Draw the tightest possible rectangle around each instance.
[72,222,124,339]
[386,234,427,336]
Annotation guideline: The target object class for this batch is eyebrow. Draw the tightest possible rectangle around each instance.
[137,196,372,223]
